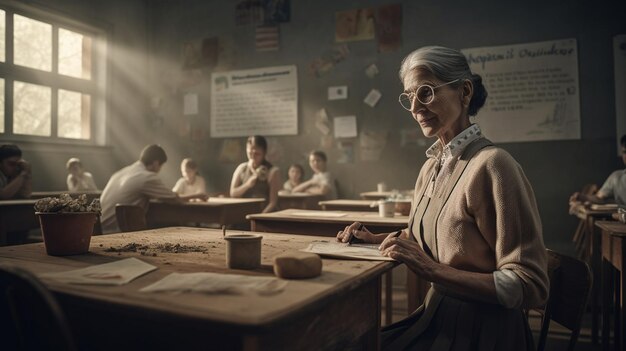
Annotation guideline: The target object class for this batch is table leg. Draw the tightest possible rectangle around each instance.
[385,271,392,325]
[592,219,602,344]
[603,257,613,351]
[616,267,621,351]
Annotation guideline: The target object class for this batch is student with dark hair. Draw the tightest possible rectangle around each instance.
[0,144,32,199]
[571,134,626,205]
[281,163,304,193]
[100,144,206,233]
[230,135,281,212]
[292,150,337,199]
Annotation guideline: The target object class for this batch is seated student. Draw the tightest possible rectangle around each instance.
[292,150,337,200]
[66,157,98,192]
[230,135,281,213]
[0,144,32,200]
[100,144,207,233]
[571,134,626,205]
[173,158,206,199]
[281,163,304,193]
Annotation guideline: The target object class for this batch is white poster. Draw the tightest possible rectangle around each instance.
[210,65,297,137]
[334,116,357,138]
[614,35,626,153]
[462,39,580,143]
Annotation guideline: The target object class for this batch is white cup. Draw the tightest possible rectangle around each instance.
[378,200,395,218]
[377,182,388,193]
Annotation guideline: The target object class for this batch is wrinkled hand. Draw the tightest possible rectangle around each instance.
[379,236,438,279]
[336,222,375,243]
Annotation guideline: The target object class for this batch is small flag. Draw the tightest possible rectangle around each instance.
[256,25,279,52]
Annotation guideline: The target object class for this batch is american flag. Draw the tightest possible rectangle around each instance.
[256,25,279,52]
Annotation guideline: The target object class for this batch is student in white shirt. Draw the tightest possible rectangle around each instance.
[292,150,337,200]
[173,158,207,199]
[100,144,206,233]
[66,157,98,192]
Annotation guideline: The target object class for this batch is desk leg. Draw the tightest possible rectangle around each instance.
[622,265,626,351]
[616,271,622,351]
[603,258,613,351]
[385,272,392,325]
[591,220,602,344]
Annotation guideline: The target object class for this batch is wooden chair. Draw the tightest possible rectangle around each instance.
[115,204,147,232]
[536,249,592,351]
[0,265,77,351]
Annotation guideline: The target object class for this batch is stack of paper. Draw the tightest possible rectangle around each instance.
[301,241,394,261]
[140,272,287,296]
[40,258,157,285]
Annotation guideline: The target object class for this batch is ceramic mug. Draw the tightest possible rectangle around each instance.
[224,234,263,269]
[377,182,388,193]
[378,200,395,218]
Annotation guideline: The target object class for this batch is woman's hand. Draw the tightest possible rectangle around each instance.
[379,236,439,280]
[336,222,376,243]
[244,175,258,188]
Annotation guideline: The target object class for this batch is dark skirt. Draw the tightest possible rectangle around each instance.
[381,286,534,351]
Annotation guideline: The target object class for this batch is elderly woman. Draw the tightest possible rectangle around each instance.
[230,135,280,213]
[337,46,549,350]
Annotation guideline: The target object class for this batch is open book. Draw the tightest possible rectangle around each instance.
[301,240,394,261]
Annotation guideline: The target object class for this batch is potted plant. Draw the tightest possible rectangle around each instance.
[34,194,101,256]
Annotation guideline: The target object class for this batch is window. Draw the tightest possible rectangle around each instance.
[0,4,105,144]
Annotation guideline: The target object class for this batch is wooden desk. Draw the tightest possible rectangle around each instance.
[570,202,616,344]
[319,199,377,212]
[248,209,408,236]
[0,227,392,350]
[0,199,39,246]
[598,220,626,351]
[248,209,407,325]
[31,190,102,202]
[359,190,412,201]
[147,197,265,227]
[278,193,323,210]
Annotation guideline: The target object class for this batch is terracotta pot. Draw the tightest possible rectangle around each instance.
[224,234,262,269]
[36,212,98,256]
[394,200,412,216]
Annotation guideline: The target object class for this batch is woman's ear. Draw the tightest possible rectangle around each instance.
[461,79,473,108]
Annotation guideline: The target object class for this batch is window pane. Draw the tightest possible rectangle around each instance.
[14,14,52,71]
[58,89,90,139]
[0,79,4,133]
[13,81,51,136]
[59,28,92,79]
[0,10,5,62]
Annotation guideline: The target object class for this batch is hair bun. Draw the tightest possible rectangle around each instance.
[468,74,488,116]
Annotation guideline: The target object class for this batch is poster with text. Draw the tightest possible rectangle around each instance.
[462,39,580,143]
[210,65,297,137]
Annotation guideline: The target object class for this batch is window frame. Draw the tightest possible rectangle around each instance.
[0,0,108,146]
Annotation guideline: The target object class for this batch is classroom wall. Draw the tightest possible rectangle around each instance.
[146,0,626,254]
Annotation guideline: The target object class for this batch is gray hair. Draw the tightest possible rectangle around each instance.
[399,46,488,116]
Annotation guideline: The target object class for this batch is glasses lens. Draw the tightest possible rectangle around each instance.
[416,85,434,104]
[399,93,413,110]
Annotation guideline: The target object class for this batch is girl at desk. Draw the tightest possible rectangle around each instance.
[281,163,304,193]
[292,150,337,200]
[173,158,206,200]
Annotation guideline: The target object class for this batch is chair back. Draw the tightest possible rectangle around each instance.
[536,249,592,351]
[115,204,147,232]
[0,265,77,351]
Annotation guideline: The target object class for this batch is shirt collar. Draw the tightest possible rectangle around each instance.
[425,124,483,161]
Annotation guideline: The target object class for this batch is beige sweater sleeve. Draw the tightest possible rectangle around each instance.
[466,149,549,309]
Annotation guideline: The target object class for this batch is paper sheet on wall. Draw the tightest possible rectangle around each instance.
[334,115,357,138]
[210,65,297,137]
[301,241,394,261]
[184,93,198,115]
[328,86,348,100]
[363,89,381,107]
[360,130,388,161]
[614,35,626,154]
[461,39,580,143]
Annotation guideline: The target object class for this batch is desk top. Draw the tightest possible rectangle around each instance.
[319,199,375,207]
[0,199,37,206]
[570,202,617,220]
[151,197,265,207]
[0,227,392,327]
[31,190,102,198]
[247,209,409,225]
[278,193,322,199]
[596,220,626,236]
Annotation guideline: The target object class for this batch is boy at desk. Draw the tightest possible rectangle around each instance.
[571,134,626,206]
[0,144,32,200]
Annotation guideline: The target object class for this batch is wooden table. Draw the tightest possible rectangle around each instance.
[248,209,408,325]
[570,202,617,344]
[598,220,626,351]
[147,197,265,227]
[0,227,393,350]
[359,190,412,201]
[278,193,324,210]
[247,209,408,237]
[319,199,377,212]
[0,199,39,246]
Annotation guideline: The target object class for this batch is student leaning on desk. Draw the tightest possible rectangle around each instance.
[337,46,548,351]
[0,144,32,200]
[570,134,626,206]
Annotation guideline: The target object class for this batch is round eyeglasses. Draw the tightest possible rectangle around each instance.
[398,79,460,111]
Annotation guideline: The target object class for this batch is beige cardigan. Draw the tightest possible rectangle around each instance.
[411,146,549,309]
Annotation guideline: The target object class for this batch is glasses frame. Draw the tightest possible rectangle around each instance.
[398,79,460,111]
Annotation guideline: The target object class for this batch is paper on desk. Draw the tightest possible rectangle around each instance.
[140,272,287,296]
[302,241,394,261]
[289,210,347,218]
[590,203,619,211]
[40,258,157,286]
